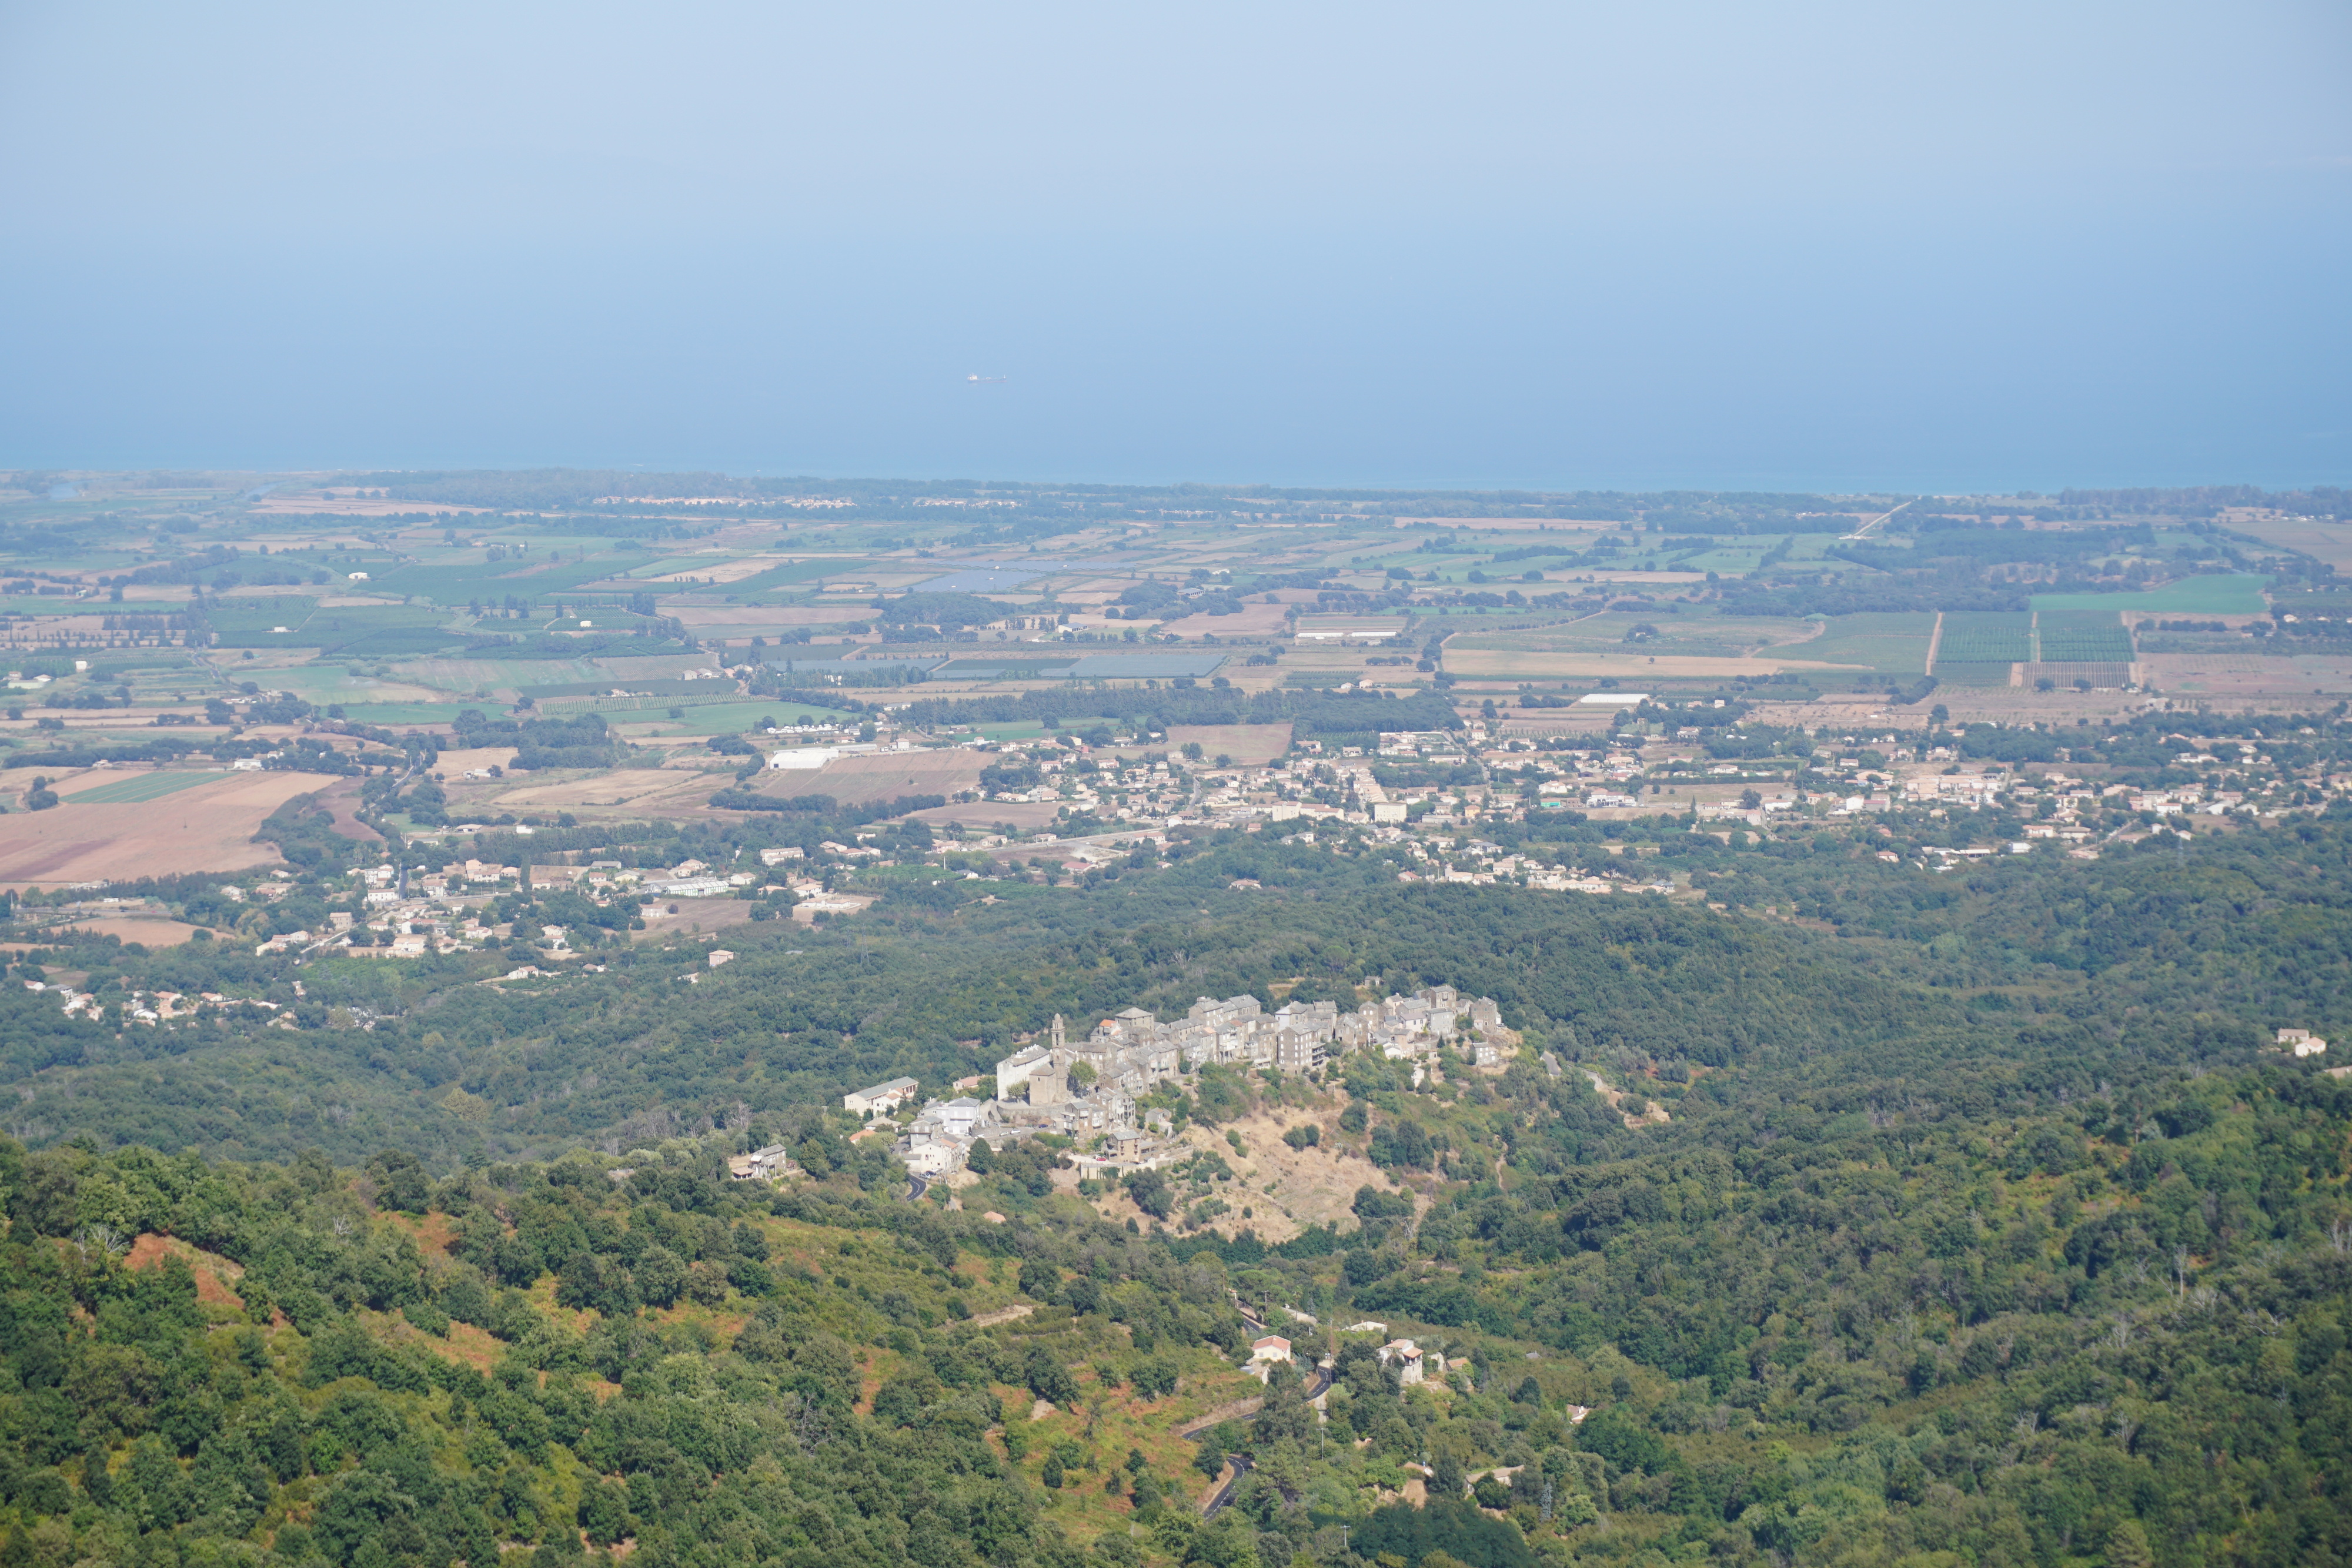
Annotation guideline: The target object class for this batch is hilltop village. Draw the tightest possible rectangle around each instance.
[849,985,1518,1179]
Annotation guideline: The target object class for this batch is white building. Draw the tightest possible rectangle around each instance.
[933,1096,990,1138]
[995,1041,1057,1101]
[903,1142,959,1176]
[651,877,733,898]
[844,1075,919,1116]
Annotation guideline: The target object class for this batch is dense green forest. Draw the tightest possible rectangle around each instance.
[2,988,2347,1567]
[4,798,2352,1565]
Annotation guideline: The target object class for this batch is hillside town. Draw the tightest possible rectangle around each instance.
[848,984,1519,1178]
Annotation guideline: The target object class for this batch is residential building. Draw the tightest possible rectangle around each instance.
[844,1075,920,1116]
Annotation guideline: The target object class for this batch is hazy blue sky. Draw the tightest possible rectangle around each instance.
[3,1,2346,492]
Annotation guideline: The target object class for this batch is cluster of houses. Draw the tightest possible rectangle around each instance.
[28,979,284,1028]
[236,854,789,961]
[847,985,1519,1178]
[1245,1325,1456,1386]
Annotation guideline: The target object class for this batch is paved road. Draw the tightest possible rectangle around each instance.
[1202,1455,1253,1519]
[1191,1300,1334,1520]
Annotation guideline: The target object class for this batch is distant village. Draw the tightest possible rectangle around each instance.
[832,985,1519,1180]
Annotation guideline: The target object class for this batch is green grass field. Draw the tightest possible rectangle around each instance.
[205,596,320,632]
[1,728,191,750]
[1666,549,1772,576]
[540,692,766,716]
[1932,663,2019,687]
[360,555,626,603]
[600,699,860,731]
[961,720,1058,740]
[209,599,462,655]
[1462,611,1809,660]
[726,559,877,595]
[389,656,606,691]
[66,771,223,804]
[266,667,450,706]
[2032,574,2269,616]
[1794,611,1937,673]
[332,702,499,726]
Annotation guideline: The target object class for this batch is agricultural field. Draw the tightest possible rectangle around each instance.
[1928,609,2141,688]
[1159,600,1291,638]
[933,658,1083,680]
[1788,611,1936,674]
[2222,515,2352,574]
[590,700,855,736]
[358,554,620,602]
[1120,723,1294,766]
[56,770,224,804]
[917,648,1232,681]
[0,769,328,885]
[2137,650,2352,701]
[906,797,1064,831]
[268,665,455,707]
[1294,614,1411,639]
[452,767,719,818]
[1512,611,1795,658]
[2034,610,2134,662]
[523,677,721,699]
[1930,610,2033,684]
[22,912,205,948]
[388,656,592,688]
[202,594,320,632]
[633,553,793,584]
[1932,610,2033,663]
[1656,543,1778,575]
[335,701,506,726]
[209,599,463,656]
[0,469,2336,889]
[777,747,988,807]
[1446,610,1847,680]
[2032,573,2270,616]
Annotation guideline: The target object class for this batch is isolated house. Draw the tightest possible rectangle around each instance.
[1378,1338,1426,1385]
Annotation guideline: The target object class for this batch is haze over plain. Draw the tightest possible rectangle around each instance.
[1,0,2346,490]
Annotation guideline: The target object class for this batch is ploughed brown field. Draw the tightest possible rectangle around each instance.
[469,768,718,814]
[751,748,989,808]
[0,771,330,887]
[1157,601,1292,638]
[907,799,1063,830]
[29,915,209,948]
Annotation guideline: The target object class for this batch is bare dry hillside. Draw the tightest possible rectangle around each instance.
[1073,1089,1415,1242]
